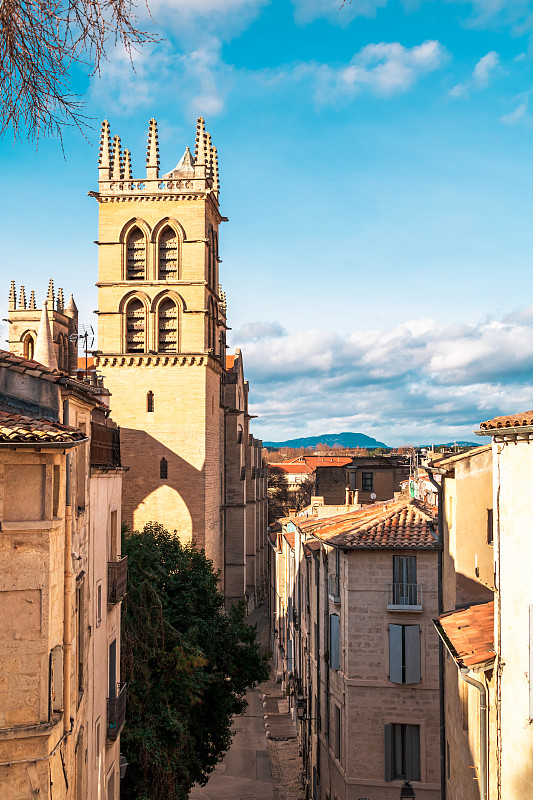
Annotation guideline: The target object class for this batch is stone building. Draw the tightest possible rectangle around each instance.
[271,498,442,800]
[0,342,125,799]
[89,116,267,605]
[315,455,410,506]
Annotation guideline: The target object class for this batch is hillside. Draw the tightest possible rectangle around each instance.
[263,432,389,449]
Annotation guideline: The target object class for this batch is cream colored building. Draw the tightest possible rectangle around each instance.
[271,498,442,800]
[0,323,125,798]
[90,116,267,605]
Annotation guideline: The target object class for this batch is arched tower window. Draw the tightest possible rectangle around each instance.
[126,298,146,353]
[208,299,216,352]
[158,298,177,352]
[160,458,168,479]
[158,226,178,280]
[126,227,146,280]
[147,391,154,412]
[23,333,35,360]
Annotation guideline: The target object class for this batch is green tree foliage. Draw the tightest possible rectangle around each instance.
[120,522,270,800]
[268,465,290,524]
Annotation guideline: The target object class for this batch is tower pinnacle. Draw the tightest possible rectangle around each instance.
[112,135,123,180]
[34,302,58,370]
[146,118,160,180]
[195,117,207,168]
[98,119,112,180]
[8,280,16,311]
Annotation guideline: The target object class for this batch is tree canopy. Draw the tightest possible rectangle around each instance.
[120,522,270,800]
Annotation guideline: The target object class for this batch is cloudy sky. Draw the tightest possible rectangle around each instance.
[2,0,533,445]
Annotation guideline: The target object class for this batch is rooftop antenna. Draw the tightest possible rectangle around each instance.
[69,324,94,378]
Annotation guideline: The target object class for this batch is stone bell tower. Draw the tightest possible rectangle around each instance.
[91,117,227,574]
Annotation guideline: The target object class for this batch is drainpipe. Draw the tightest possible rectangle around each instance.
[63,398,72,736]
[426,466,446,800]
[460,668,487,800]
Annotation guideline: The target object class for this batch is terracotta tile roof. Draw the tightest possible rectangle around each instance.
[0,410,87,444]
[287,456,352,469]
[297,498,438,550]
[0,349,63,381]
[303,539,321,555]
[269,462,313,475]
[283,530,295,549]
[480,410,533,430]
[436,601,495,668]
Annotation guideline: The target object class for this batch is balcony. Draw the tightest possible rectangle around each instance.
[328,574,340,603]
[387,583,422,611]
[90,421,121,468]
[107,683,127,741]
[108,556,128,605]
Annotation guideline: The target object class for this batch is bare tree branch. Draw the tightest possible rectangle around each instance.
[0,0,156,141]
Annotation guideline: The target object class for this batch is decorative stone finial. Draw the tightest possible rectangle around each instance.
[146,118,160,180]
[34,302,58,370]
[98,119,112,180]
[46,278,54,307]
[123,149,132,181]
[29,290,36,310]
[19,285,26,309]
[57,288,64,312]
[66,294,78,317]
[8,280,16,311]
[211,146,219,195]
[162,147,195,179]
[195,117,207,167]
[112,134,122,180]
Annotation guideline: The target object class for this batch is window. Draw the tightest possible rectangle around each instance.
[49,645,63,718]
[158,226,178,280]
[385,723,421,782]
[126,298,145,353]
[389,624,421,684]
[96,581,102,627]
[314,622,319,660]
[487,508,494,545]
[392,555,417,606]
[110,510,118,562]
[126,227,146,280]
[158,298,177,352]
[329,613,340,671]
[109,639,117,700]
[333,705,341,761]
[77,582,85,698]
[362,472,373,492]
[53,464,60,517]
[147,391,154,412]
[95,718,101,765]
[23,332,35,360]
[160,458,168,479]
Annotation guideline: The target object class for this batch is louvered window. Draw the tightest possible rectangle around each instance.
[126,299,145,353]
[158,299,177,352]
[126,227,146,280]
[330,613,340,670]
[384,723,420,782]
[389,624,421,684]
[158,227,178,280]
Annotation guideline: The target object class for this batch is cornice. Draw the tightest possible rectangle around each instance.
[95,353,224,374]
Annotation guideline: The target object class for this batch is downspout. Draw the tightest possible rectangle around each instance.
[460,668,487,800]
[426,466,446,800]
[63,398,73,736]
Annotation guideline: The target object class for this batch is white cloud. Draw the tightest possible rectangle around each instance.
[230,305,533,445]
[500,99,528,124]
[292,0,388,26]
[449,50,500,99]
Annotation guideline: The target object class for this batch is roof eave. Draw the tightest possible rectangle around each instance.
[476,425,533,438]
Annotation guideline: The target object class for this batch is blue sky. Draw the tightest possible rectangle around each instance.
[3,0,533,445]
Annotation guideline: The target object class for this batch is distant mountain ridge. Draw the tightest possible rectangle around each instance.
[263,432,389,449]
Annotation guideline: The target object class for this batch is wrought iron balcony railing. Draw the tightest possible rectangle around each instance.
[386,583,423,611]
[108,556,128,605]
[107,682,127,741]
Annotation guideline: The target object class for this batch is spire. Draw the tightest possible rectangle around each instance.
[8,280,16,311]
[66,294,78,317]
[212,146,220,195]
[46,278,54,308]
[146,118,160,180]
[112,134,122,180]
[98,119,112,180]
[34,302,58,370]
[19,285,26,309]
[162,147,195,179]
[57,287,64,312]
[195,117,207,167]
[123,149,132,181]
[29,290,36,310]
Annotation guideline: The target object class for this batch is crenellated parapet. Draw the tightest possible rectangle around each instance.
[91,117,221,208]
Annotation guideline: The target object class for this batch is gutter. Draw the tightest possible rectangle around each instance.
[0,437,88,451]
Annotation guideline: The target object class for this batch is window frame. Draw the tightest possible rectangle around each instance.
[361,471,374,492]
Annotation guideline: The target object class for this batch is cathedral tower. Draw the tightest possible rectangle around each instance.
[91,118,227,573]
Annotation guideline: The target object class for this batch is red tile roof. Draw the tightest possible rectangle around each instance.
[269,462,313,475]
[0,349,63,381]
[0,410,87,444]
[283,530,295,549]
[297,498,438,550]
[436,601,495,668]
[287,456,352,469]
[480,410,533,430]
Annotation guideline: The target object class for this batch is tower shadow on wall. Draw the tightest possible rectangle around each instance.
[119,428,207,550]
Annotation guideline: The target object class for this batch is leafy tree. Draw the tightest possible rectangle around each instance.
[120,522,270,800]
[293,476,314,512]
[268,465,290,524]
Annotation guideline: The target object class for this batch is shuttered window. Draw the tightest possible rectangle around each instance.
[384,723,421,782]
[330,613,340,671]
[389,624,421,684]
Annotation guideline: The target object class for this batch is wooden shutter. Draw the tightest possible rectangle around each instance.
[405,724,421,781]
[389,624,403,684]
[330,614,340,670]
[404,625,421,684]
[384,723,393,781]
